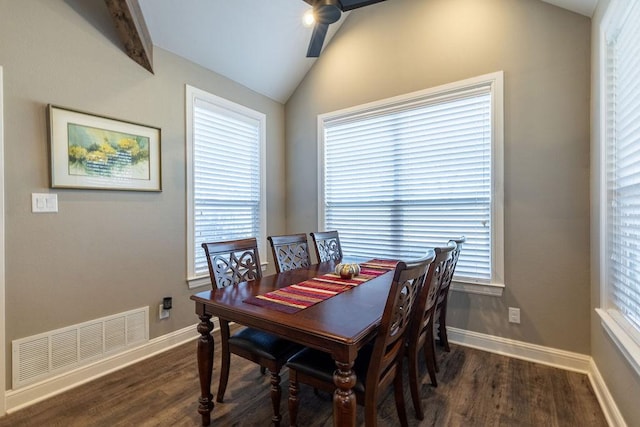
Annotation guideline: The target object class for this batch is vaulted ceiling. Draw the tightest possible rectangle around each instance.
[119,0,598,104]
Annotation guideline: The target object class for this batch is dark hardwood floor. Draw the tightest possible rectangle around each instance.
[0,327,607,427]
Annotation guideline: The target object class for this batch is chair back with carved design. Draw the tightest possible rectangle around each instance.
[435,236,465,352]
[406,244,455,420]
[364,254,434,402]
[310,230,343,263]
[200,237,300,425]
[201,238,262,289]
[267,233,311,273]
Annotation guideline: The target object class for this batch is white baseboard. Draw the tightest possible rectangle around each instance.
[448,326,591,373]
[448,326,623,427]
[588,358,627,427]
[5,323,205,414]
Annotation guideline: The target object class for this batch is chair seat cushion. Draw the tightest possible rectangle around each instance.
[286,344,374,394]
[230,327,301,361]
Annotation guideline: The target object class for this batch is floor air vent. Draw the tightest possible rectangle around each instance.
[12,307,149,389]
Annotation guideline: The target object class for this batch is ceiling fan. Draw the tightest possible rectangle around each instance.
[303,0,386,57]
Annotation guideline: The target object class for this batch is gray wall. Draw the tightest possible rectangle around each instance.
[0,0,286,383]
[8,1,638,423]
[285,0,591,353]
[591,0,640,424]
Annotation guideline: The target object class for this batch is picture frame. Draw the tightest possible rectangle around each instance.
[47,104,161,191]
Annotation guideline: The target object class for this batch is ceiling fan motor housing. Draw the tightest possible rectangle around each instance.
[306,0,385,57]
[314,0,342,24]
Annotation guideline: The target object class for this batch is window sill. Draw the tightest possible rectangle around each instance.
[450,280,504,297]
[187,276,211,290]
[595,308,640,378]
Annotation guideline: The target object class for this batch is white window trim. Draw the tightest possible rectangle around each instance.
[0,65,7,414]
[596,0,640,377]
[451,281,505,297]
[185,85,267,289]
[596,309,640,378]
[317,72,504,296]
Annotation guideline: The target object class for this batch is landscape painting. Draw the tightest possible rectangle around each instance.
[48,105,161,191]
[67,123,150,180]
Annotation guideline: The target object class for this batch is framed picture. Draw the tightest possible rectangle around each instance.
[47,105,161,191]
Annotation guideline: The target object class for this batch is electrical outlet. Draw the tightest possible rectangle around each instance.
[508,307,520,324]
[159,304,170,320]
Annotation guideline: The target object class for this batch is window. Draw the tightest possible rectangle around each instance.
[186,85,266,289]
[597,0,640,375]
[319,72,504,294]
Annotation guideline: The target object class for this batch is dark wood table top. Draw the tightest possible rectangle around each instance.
[191,260,394,361]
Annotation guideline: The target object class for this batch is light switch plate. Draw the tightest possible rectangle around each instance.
[508,307,521,324]
[32,193,58,213]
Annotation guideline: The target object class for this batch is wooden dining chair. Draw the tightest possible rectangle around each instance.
[310,230,343,263]
[201,238,301,426]
[267,233,311,273]
[435,236,465,353]
[286,254,434,427]
[406,244,455,420]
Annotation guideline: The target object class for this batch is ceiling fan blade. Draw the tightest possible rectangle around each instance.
[338,0,386,11]
[307,22,329,57]
[301,0,386,11]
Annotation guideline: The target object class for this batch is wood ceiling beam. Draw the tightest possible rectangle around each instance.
[104,0,154,74]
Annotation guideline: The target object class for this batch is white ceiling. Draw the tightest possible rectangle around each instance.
[138,0,597,104]
[541,0,597,16]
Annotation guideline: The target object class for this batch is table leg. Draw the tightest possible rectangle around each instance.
[196,313,214,426]
[333,359,356,426]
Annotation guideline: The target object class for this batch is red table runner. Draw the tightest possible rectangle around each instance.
[244,259,398,314]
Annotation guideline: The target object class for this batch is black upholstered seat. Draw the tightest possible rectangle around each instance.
[229,327,300,361]
[287,344,372,396]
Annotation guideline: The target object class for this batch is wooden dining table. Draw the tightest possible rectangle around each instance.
[190,260,395,426]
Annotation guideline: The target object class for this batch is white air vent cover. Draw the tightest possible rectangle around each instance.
[13,307,149,389]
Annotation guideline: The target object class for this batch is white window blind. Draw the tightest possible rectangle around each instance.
[320,74,503,285]
[605,0,640,338]
[186,86,266,285]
